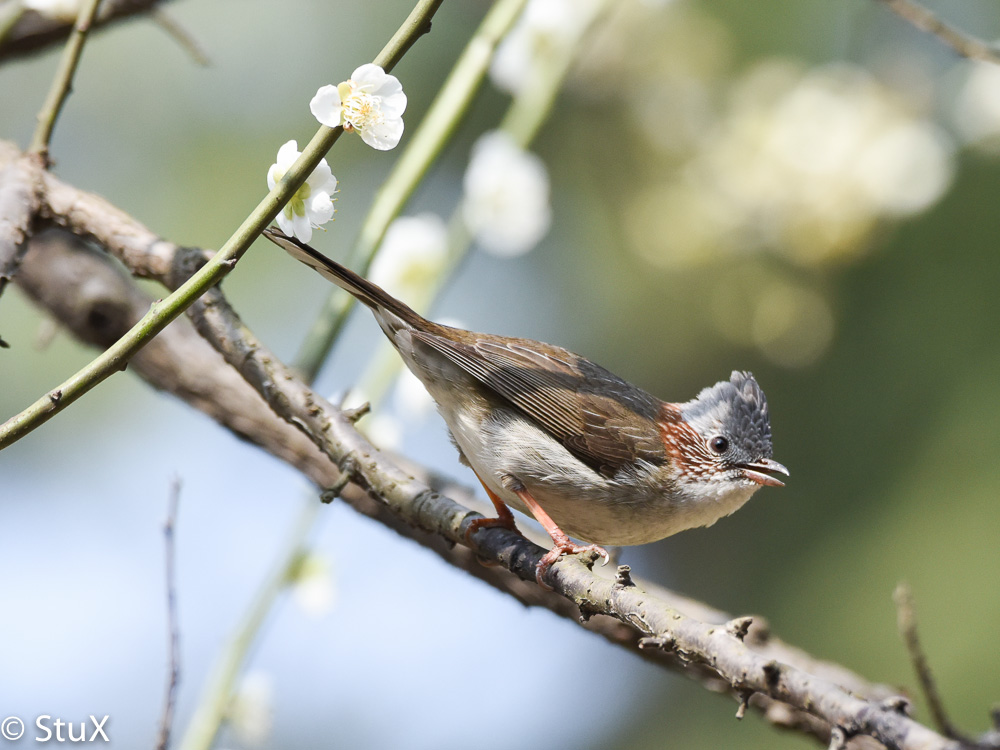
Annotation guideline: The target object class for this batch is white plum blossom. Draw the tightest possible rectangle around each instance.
[369,213,448,301]
[462,131,552,257]
[954,61,1000,147]
[22,0,83,21]
[310,64,407,150]
[266,140,337,243]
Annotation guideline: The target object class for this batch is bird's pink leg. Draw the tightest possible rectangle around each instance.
[513,488,610,589]
[465,474,519,540]
[464,476,522,569]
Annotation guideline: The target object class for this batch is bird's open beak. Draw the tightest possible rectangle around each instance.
[740,458,790,487]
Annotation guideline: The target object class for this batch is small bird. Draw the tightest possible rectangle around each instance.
[264,228,788,586]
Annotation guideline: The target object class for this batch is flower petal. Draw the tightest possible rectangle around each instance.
[310,85,344,128]
[360,118,404,151]
[379,89,407,119]
[306,158,334,189]
[275,211,295,239]
[373,73,404,99]
[307,192,335,225]
[289,211,313,243]
[276,140,300,168]
[350,63,387,92]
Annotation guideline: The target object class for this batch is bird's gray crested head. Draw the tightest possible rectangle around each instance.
[680,371,774,464]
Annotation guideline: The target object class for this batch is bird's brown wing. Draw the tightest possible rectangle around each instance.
[412,330,667,477]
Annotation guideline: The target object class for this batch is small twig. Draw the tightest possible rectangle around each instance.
[735,690,752,719]
[0,0,177,63]
[150,7,209,67]
[877,0,1000,66]
[28,0,105,161]
[156,477,182,750]
[894,582,967,741]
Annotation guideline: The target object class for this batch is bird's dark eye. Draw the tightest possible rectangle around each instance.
[709,435,729,454]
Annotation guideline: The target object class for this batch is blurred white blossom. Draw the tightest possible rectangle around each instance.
[710,270,835,369]
[369,214,448,301]
[392,368,435,421]
[267,140,337,242]
[462,132,551,257]
[628,62,954,267]
[311,64,407,150]
[22,0,82,21]
[290,553,336,617]
[851,122,952,216]
[953,61,1000,149]
[360,413,403,450]
[491,0,600,95]
[228,671,273,747]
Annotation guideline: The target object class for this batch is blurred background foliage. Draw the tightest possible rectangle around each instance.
[1,0,999,748]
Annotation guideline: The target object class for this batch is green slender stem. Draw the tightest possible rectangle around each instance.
[376,0,444,72]
[0,0,446,452]
[293,0,529,380]
[28,0,104,159]
[177,500,320,750]
[349,4,608,411]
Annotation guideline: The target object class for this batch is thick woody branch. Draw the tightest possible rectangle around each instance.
[15,228,957,750]
[0,150,43,300]
[15,231,338,483]
[10,149,1000,750]
[184,284,974,750]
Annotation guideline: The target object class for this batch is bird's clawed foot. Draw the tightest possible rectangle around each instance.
[535,536,610,589]
[465,488,520,567]
[464,503,518,541]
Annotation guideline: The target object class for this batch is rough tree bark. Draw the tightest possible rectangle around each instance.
[4,141,995,750]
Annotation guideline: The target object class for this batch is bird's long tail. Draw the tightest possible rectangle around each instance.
[263,227,424,328]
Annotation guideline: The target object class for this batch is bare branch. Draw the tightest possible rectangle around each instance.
[14,230,338,484]
[0,151,44,301]
[9,102,999,738]
[149,8,208,67]
[15,229,941,748]
[156,477,182,750]
[894,582,969,743]
[182,281,962,750]
[29,0,105,161]
[0,0,176,63]
[876,0,1000,65]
